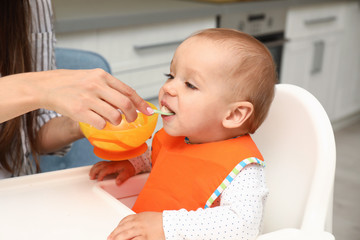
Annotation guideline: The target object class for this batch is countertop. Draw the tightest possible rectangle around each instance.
[52,0,355,33]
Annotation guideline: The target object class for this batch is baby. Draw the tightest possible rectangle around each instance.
[90,28,277,240]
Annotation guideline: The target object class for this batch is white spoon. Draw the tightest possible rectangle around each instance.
[152,109,175,116]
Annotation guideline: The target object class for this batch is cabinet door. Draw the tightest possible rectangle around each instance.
[115,64,169,100]
[281,33,341,120]
[332,3,360,121]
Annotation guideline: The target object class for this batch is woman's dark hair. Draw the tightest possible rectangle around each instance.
[0,0,40,175]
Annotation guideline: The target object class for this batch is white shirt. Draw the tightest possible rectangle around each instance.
[129,149,268,240]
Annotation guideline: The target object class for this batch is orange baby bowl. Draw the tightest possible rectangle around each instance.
[79,103,158,161]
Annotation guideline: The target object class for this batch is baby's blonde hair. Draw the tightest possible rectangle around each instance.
[190,28,277,134]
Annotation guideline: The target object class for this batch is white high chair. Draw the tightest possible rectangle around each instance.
[252,83,336,240]
[102,83,336,240]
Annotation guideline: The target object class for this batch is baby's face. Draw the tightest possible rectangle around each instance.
[158,37,233,143]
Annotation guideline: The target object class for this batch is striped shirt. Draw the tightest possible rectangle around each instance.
[0,0,68,178]
[30,0,56,72]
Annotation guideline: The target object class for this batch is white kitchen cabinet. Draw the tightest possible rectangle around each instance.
[281,2,360,122]
[281,33,342,120]
[56,17,216,99]
[332,2,360,122]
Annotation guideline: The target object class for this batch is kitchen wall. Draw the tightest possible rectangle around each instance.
[53,0,360,128]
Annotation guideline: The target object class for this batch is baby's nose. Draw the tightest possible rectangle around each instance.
[162,80,177,96]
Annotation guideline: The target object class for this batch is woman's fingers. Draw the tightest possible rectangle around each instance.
[79,109,108,130]
[97,86,139,124]
[40,69,151,129]
[80,70,151,127]
[105,73,152,116]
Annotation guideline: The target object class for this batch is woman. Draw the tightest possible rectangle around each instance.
[0,0,151,178]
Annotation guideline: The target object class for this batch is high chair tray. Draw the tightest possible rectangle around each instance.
[0,166,134,240]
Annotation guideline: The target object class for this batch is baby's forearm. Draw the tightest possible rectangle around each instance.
[163,205,262,240]
[128,147,152,174]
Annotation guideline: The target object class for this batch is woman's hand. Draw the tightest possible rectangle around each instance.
[33,69,152,129]
[0,69,152,128]
[89,160,136,185]
[107,212,165,240]
[9,69,152,129]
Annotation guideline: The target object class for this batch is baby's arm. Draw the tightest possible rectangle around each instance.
[163,164,268,240]
[89,147,152,185]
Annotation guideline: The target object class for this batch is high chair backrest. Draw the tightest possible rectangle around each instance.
[251,84,336,233]
[55,47,112,74]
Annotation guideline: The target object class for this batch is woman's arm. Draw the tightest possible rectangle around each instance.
[36,115,83,154]
[0,69,152,129]
[0,72,40,123]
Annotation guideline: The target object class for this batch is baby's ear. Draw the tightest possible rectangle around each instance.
[222,101,254,129]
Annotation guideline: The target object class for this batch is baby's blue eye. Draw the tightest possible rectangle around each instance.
[164,73,174,80]
[185,82,197,90]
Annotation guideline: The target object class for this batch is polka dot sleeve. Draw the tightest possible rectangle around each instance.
[128,148,152,174]
[162,164,268,240]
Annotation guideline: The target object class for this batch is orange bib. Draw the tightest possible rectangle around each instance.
[132,129,264,213]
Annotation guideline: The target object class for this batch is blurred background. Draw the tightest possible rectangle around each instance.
[48,0,360,239]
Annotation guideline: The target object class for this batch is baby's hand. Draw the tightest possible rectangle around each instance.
[107,212,165,240]
[89,161,135,185]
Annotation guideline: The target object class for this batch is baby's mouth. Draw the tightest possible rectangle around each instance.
[161,105,175,115]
